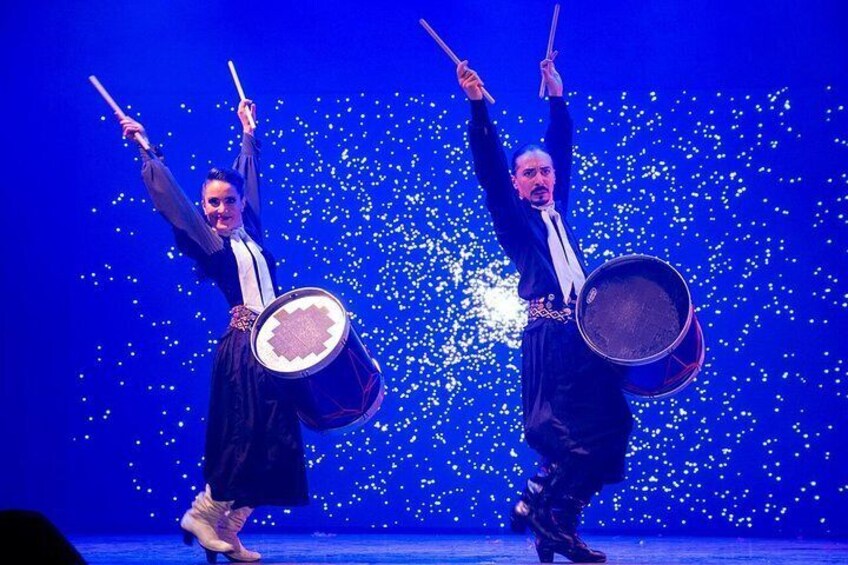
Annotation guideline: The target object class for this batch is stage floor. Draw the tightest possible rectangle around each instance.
[69,533,848,564]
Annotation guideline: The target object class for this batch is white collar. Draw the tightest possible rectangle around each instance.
[531,201,556,212]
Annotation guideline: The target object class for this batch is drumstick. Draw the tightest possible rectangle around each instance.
[227,60,257,130]
[538,3,561,98]
[419,19,496,104]
[88,75,153,151]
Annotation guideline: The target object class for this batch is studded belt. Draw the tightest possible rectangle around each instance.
[528,296,576,324]
[229,305,259,332]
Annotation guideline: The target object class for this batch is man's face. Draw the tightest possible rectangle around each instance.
[512,150,555,206]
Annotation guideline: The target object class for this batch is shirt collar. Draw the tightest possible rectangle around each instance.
[531,201,556,212]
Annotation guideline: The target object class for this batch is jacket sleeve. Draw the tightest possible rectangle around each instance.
[140,150,223,255]
[468,100,529,250]
[544,96,574,211]
[233,132,261,237]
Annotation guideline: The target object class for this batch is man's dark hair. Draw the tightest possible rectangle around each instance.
[202,167,245,197]
[511,143,549,173]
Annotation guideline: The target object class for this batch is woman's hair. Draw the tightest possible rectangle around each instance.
[511,143,549,173]
[202,167,245,198]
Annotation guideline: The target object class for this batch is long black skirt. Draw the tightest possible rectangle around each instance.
[521,317,633,485]
[204,326,309,508]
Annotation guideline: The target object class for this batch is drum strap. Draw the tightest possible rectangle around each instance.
[230,227,276,313]
[536,205,586,300]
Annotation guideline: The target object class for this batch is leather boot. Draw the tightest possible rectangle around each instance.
[218,506,261,562]
[180,484,235,559]
[510,464,569,544]
[525,463,607,563]
[547,497,606,563]
[534,533,606,564]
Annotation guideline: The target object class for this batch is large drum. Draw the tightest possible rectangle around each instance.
[575,255,705,399]
[251,287,384,432]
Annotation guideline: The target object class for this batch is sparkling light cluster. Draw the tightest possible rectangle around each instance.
[77,86,847,535]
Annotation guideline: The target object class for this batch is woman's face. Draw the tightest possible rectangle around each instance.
[202,180,245,236]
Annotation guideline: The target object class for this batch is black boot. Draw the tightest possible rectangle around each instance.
[545,497,606,563]
[510,465,562,542]
[528,463,607,564]
[511,464,580,555]
[534,534,606,564]
[510,475,559,540]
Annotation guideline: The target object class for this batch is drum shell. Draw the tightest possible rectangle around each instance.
[293,324,384,433]
[612,312,705,399]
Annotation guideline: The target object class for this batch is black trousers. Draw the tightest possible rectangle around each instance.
[521,318,633,500]
[204,327,309,508]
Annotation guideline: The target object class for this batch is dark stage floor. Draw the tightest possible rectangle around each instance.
[69,534,848,564]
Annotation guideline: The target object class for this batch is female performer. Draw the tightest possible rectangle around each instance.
[119,101,308,563]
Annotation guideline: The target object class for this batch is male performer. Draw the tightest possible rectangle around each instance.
[458,55,633,563]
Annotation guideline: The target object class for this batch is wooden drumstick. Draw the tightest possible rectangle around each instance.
[419,19,496,104]
[88,75,153,151]
[227,60,257,130]
[538,3,561,98]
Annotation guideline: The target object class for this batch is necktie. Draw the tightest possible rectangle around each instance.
[230,227,276,313]
[538,205,586,301]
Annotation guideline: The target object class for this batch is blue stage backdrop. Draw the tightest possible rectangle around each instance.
[71,84,848,536]
[1,0,846,538]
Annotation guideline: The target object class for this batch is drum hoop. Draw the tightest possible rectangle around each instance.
[626,316,705,399]
[576,254,694,366]
[250,286,352,378]
[309,372,386,435]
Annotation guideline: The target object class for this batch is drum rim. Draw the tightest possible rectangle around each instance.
[576,254,694,366]
[624,314,705,399]
[250,286,352,378]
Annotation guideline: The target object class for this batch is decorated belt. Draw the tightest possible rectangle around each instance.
[528,296,576,324]
[229,305,259,332]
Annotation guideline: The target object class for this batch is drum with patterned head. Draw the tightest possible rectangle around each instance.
[251,287,384,432]
[576,255,705,399]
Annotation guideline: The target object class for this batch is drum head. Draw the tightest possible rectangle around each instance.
[577,255,693,366]
[251,287,351,378]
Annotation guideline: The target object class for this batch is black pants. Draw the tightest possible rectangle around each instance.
[204,327,309,508]
[521,318,633,499]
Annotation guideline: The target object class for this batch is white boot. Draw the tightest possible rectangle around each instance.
[218,506,261,562]
[180,485,235,556]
